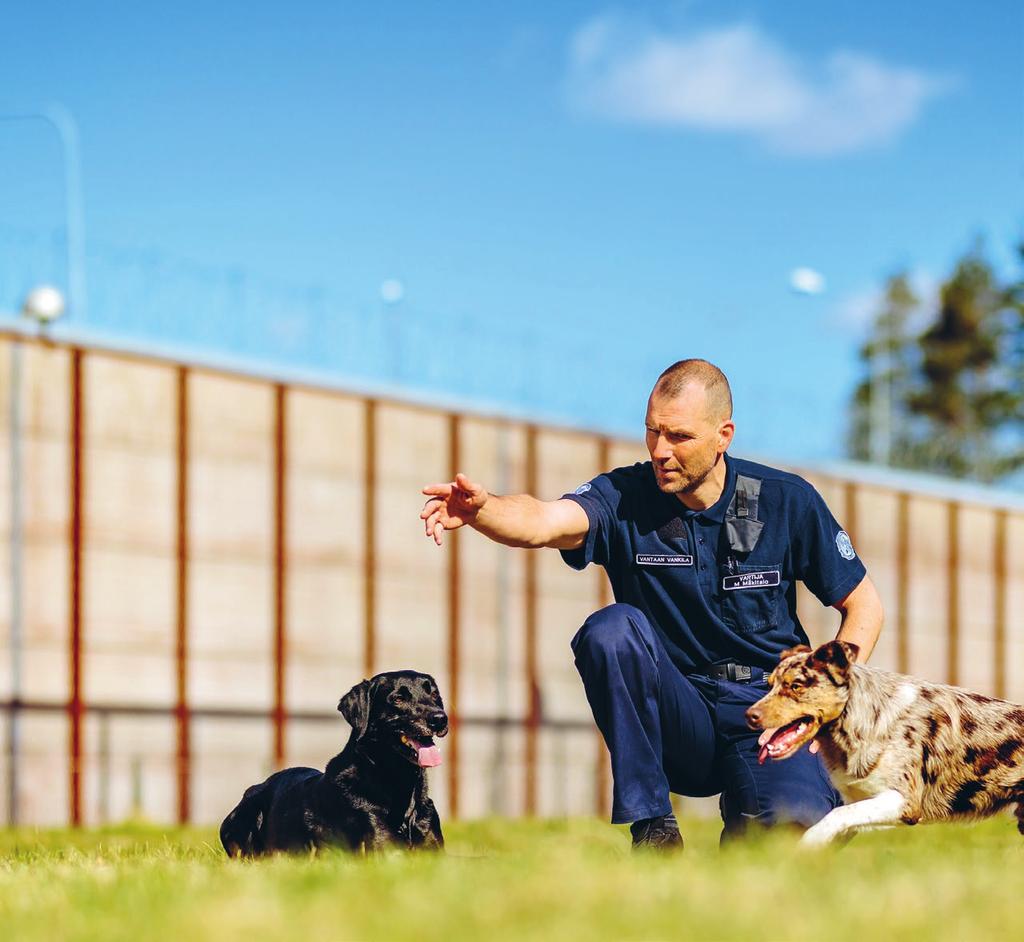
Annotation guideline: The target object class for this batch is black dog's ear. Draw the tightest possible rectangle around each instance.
[338,679,373,737]
[810,640,859,684]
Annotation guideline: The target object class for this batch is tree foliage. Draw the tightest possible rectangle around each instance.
[848,241,1024,483]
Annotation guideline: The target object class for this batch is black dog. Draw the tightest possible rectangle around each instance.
[220,670,448,856]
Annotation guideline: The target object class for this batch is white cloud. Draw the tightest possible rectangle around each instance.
[566,15,953,156]
[834,286,883,332]
[832,270,940,333]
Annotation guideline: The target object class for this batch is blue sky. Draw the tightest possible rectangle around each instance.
[1,1,1021,463]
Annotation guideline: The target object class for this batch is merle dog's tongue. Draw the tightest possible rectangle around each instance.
[417,744,442,767]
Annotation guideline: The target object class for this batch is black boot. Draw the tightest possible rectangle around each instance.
[630,813,684,851]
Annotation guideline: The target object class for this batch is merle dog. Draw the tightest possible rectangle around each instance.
[748,641,1024,847]
[220,670,448,856]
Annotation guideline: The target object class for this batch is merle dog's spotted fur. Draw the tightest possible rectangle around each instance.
[220,670,447,856]
[747,641,1024,847]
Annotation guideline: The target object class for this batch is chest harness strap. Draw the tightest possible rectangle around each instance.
[724,474,764,554]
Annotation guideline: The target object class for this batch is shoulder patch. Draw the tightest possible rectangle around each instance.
[836,530,856,560]
[574,483,592,495]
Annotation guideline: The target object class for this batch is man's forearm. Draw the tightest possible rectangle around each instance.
[471,493,562,549]
[833,575,884,662]
[836,616,881,662]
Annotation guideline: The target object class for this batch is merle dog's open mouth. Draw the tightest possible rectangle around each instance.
[399,733,442,768]
[757,716,816,764]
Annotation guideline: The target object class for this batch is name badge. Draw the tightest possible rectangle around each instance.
[636,554,694,567]
[722,570,781,591]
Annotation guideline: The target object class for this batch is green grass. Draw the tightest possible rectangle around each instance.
[2,816,1023,941]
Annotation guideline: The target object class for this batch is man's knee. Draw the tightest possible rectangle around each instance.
[571,603,650,662]
[721,756,841,837]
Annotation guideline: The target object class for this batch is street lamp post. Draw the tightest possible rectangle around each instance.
[380,278,405,382]
[2,104,83,825]
[7,286,67,825]
[869,344,893,466]
[0,104,88,323]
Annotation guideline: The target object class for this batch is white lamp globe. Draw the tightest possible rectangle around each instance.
[22,285,67,324]
[789,268,826,296]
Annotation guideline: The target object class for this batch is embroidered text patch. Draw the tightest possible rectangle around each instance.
[722,570,781,591]
[636,554,694,567]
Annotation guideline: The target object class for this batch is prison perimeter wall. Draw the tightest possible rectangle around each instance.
[1,331,1022,826]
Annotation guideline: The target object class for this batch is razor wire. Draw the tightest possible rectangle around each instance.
[0,225,671,437]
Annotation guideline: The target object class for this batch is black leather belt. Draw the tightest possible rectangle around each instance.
[703,662,754,682]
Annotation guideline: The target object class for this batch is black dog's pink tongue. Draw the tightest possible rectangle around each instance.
[416,743,442,767]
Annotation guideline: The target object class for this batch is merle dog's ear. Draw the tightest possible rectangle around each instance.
[338,679,373,737]
[779,644,812,661]
[810,640,859,683]
[840,641,860,665]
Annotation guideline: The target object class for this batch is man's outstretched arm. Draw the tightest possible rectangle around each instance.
[420,472,590,550]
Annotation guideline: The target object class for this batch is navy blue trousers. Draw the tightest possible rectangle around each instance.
[572,604,840,836]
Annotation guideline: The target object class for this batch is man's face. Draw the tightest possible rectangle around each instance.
[644,384,734,495]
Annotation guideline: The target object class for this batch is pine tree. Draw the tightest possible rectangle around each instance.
[909,244,1011,480]
[848,241,1024,483]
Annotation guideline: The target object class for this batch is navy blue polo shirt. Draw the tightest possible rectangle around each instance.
[560,454,866,674]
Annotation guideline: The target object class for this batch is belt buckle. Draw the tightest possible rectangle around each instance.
[726,663,751,682]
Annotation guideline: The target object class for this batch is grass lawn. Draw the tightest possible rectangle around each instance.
[1,815,1022,941]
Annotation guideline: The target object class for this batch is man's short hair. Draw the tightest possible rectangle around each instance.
[654,359,733,421]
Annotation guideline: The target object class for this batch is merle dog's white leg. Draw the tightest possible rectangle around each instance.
[800,789,906,848]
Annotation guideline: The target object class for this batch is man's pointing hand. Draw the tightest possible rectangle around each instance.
[420,473,489,545]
